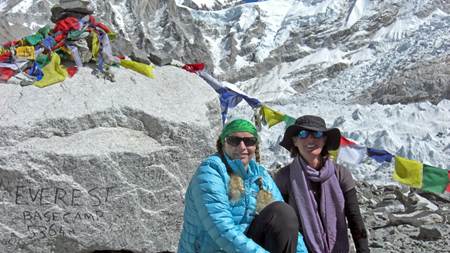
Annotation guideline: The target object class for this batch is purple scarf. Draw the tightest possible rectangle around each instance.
[290,156,349,253]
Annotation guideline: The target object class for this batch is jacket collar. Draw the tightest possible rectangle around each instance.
[223,154,257,179]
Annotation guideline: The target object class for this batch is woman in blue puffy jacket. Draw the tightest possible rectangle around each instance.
[178,119,308,253]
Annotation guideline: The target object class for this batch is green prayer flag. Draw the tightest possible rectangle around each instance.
[422,164,449,193]
[38,25,51,37]
[36,54,50,68]
[283,115,296,128]
[68,30,89,40]
[24,33,44,46]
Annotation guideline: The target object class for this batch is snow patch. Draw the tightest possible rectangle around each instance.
[349,47,375,64]
[252,0,294,62]
[345,0,369,28]
[9,0,33,14]
[110,2,130,41]
[0,1,7,12]
[373,15,425,41]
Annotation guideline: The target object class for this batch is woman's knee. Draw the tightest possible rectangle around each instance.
[260,201,298,231]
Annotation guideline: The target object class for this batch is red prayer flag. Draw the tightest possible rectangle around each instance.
[337,136,366,164]
[0,67,16,81]
[54,33,66,43]
[0,51,12,62]
[89,16,112,33]
[66,66,78,77]
[54,17,80,34]
[182,63,205,73]
[340,136,357,146]
[2,40,21,48]
[96,22,111,34]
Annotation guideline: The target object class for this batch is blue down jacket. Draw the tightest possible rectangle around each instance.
[178,154,308,253]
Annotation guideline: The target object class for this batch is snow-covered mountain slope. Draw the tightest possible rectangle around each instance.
[184,0,450,183]
[176,0,261,10]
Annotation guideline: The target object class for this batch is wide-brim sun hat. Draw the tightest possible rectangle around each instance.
[279,115,341,151]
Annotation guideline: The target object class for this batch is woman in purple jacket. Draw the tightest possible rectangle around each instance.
[274,115,369,253]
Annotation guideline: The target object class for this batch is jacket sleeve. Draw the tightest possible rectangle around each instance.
[344,188,370,253]
[296,233,309,253]
[191,159,268,253]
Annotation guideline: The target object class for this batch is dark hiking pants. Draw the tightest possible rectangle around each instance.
[246,201,299,253]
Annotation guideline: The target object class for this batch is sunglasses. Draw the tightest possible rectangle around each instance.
[297,130,325,139]
[225,136,258,147]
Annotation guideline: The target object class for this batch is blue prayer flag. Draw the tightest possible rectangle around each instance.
[198,71,222,92]
[218,87,261,123]
[28,62,44,81]
[42,36,56,49]
[198,70,261,124]
[367,148,393,163]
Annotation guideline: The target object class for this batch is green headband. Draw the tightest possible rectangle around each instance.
[219,119,258,144]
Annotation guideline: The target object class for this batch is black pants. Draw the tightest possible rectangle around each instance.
[246,201,299,253]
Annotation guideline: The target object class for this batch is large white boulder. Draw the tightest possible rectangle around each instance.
[0,66,221,252]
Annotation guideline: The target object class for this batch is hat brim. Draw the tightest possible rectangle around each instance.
[279,125,341,152]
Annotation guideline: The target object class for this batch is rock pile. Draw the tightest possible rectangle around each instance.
[356,181,450,253]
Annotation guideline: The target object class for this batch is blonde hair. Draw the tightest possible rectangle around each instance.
[228,174,244,202]
[255,177,274,214]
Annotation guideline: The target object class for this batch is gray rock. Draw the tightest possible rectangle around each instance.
[129,49,151,65]
[59,0,91,10]
[370,241,383,248]
[388,210,443,227]
[351,109,363,120]
[415,226,443,241]
[0,66,221,253]
[383,193,397,200]
[358,55,450,105]
[148,53,172,66]
[358,181,450,253]
[375,199,405,213]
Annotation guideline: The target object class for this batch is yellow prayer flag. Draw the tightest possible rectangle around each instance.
[393,156,423,188]
[16,46,35,60]
[59,46,72,55]
[261,105,285,128]
[107,32,117,41]
[91,32,100,59]
[329,149,338,161]
[34,53,68,88]
[120,60,155,78]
